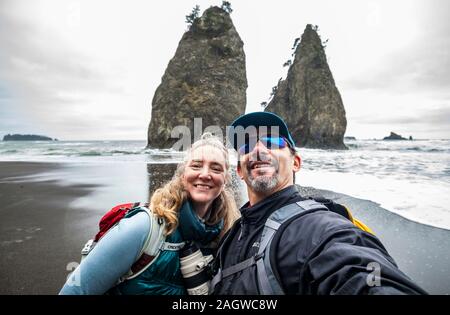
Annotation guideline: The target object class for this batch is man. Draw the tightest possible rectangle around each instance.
[210,111,426,295]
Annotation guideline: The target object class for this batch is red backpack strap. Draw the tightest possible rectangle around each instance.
[94,202,140,242]
[131,254,157,274]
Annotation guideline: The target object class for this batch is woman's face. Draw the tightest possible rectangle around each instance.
[182,145,227,213]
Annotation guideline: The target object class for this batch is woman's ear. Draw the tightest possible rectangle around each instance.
[237,163,244,179]
[180,172,187,186]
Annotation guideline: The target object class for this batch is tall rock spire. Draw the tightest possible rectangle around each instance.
[266,24,347,149]
[147,6,247,149]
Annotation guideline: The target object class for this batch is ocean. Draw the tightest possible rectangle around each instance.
[1,138,449,230]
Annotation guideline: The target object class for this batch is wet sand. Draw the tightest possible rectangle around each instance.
[0,161,449,294]
[0,162,98,294]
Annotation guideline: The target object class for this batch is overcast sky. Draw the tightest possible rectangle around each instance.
[1,0,449,140]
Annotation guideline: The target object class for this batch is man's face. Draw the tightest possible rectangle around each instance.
[237,131,301,199]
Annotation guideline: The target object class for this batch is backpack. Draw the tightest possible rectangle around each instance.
[210,198,373,295]
[80,202,185,283]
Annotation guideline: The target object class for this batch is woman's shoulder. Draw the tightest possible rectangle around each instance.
[118,210,152,239]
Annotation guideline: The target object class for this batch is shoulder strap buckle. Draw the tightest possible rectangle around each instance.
[254,252,265,261]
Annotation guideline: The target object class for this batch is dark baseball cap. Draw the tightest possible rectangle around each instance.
[227,111,296,151]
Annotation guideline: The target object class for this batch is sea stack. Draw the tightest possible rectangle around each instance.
[147,6,247,149]
[266,24,347,149]
[383,132,408,140]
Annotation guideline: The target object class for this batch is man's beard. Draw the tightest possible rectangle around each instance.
[245,159,279,193]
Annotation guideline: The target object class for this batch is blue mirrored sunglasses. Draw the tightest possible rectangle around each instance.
[238,136,289,155]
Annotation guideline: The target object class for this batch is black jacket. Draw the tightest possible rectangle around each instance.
[212,185,427,295]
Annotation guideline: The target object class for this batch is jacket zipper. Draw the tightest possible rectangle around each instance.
[238,220,244,241]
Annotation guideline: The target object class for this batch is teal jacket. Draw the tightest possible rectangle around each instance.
[60,200,222,295]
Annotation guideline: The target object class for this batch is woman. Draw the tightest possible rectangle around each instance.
[60,133,239,295]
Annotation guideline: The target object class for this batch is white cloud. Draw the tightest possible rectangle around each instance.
[0,0,449,140]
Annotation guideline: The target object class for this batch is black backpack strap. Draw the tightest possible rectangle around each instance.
[257,200,328,295]
[216,217,283,280]
[256,218,282,294]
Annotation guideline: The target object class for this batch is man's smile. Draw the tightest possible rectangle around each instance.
[249,161,272,170]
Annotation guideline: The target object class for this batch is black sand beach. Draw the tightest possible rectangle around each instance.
[0,162,98,294]
[0,161,449,294]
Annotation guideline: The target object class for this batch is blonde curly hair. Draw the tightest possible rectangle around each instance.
[150,132,240,240]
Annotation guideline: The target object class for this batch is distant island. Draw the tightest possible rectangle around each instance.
[383,132,413,141]
[344,136,356,140]
[3,134,58,141]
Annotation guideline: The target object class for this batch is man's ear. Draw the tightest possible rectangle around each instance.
[293,154,301,172]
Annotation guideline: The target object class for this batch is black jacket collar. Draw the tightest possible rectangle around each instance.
[240,185,304,225]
